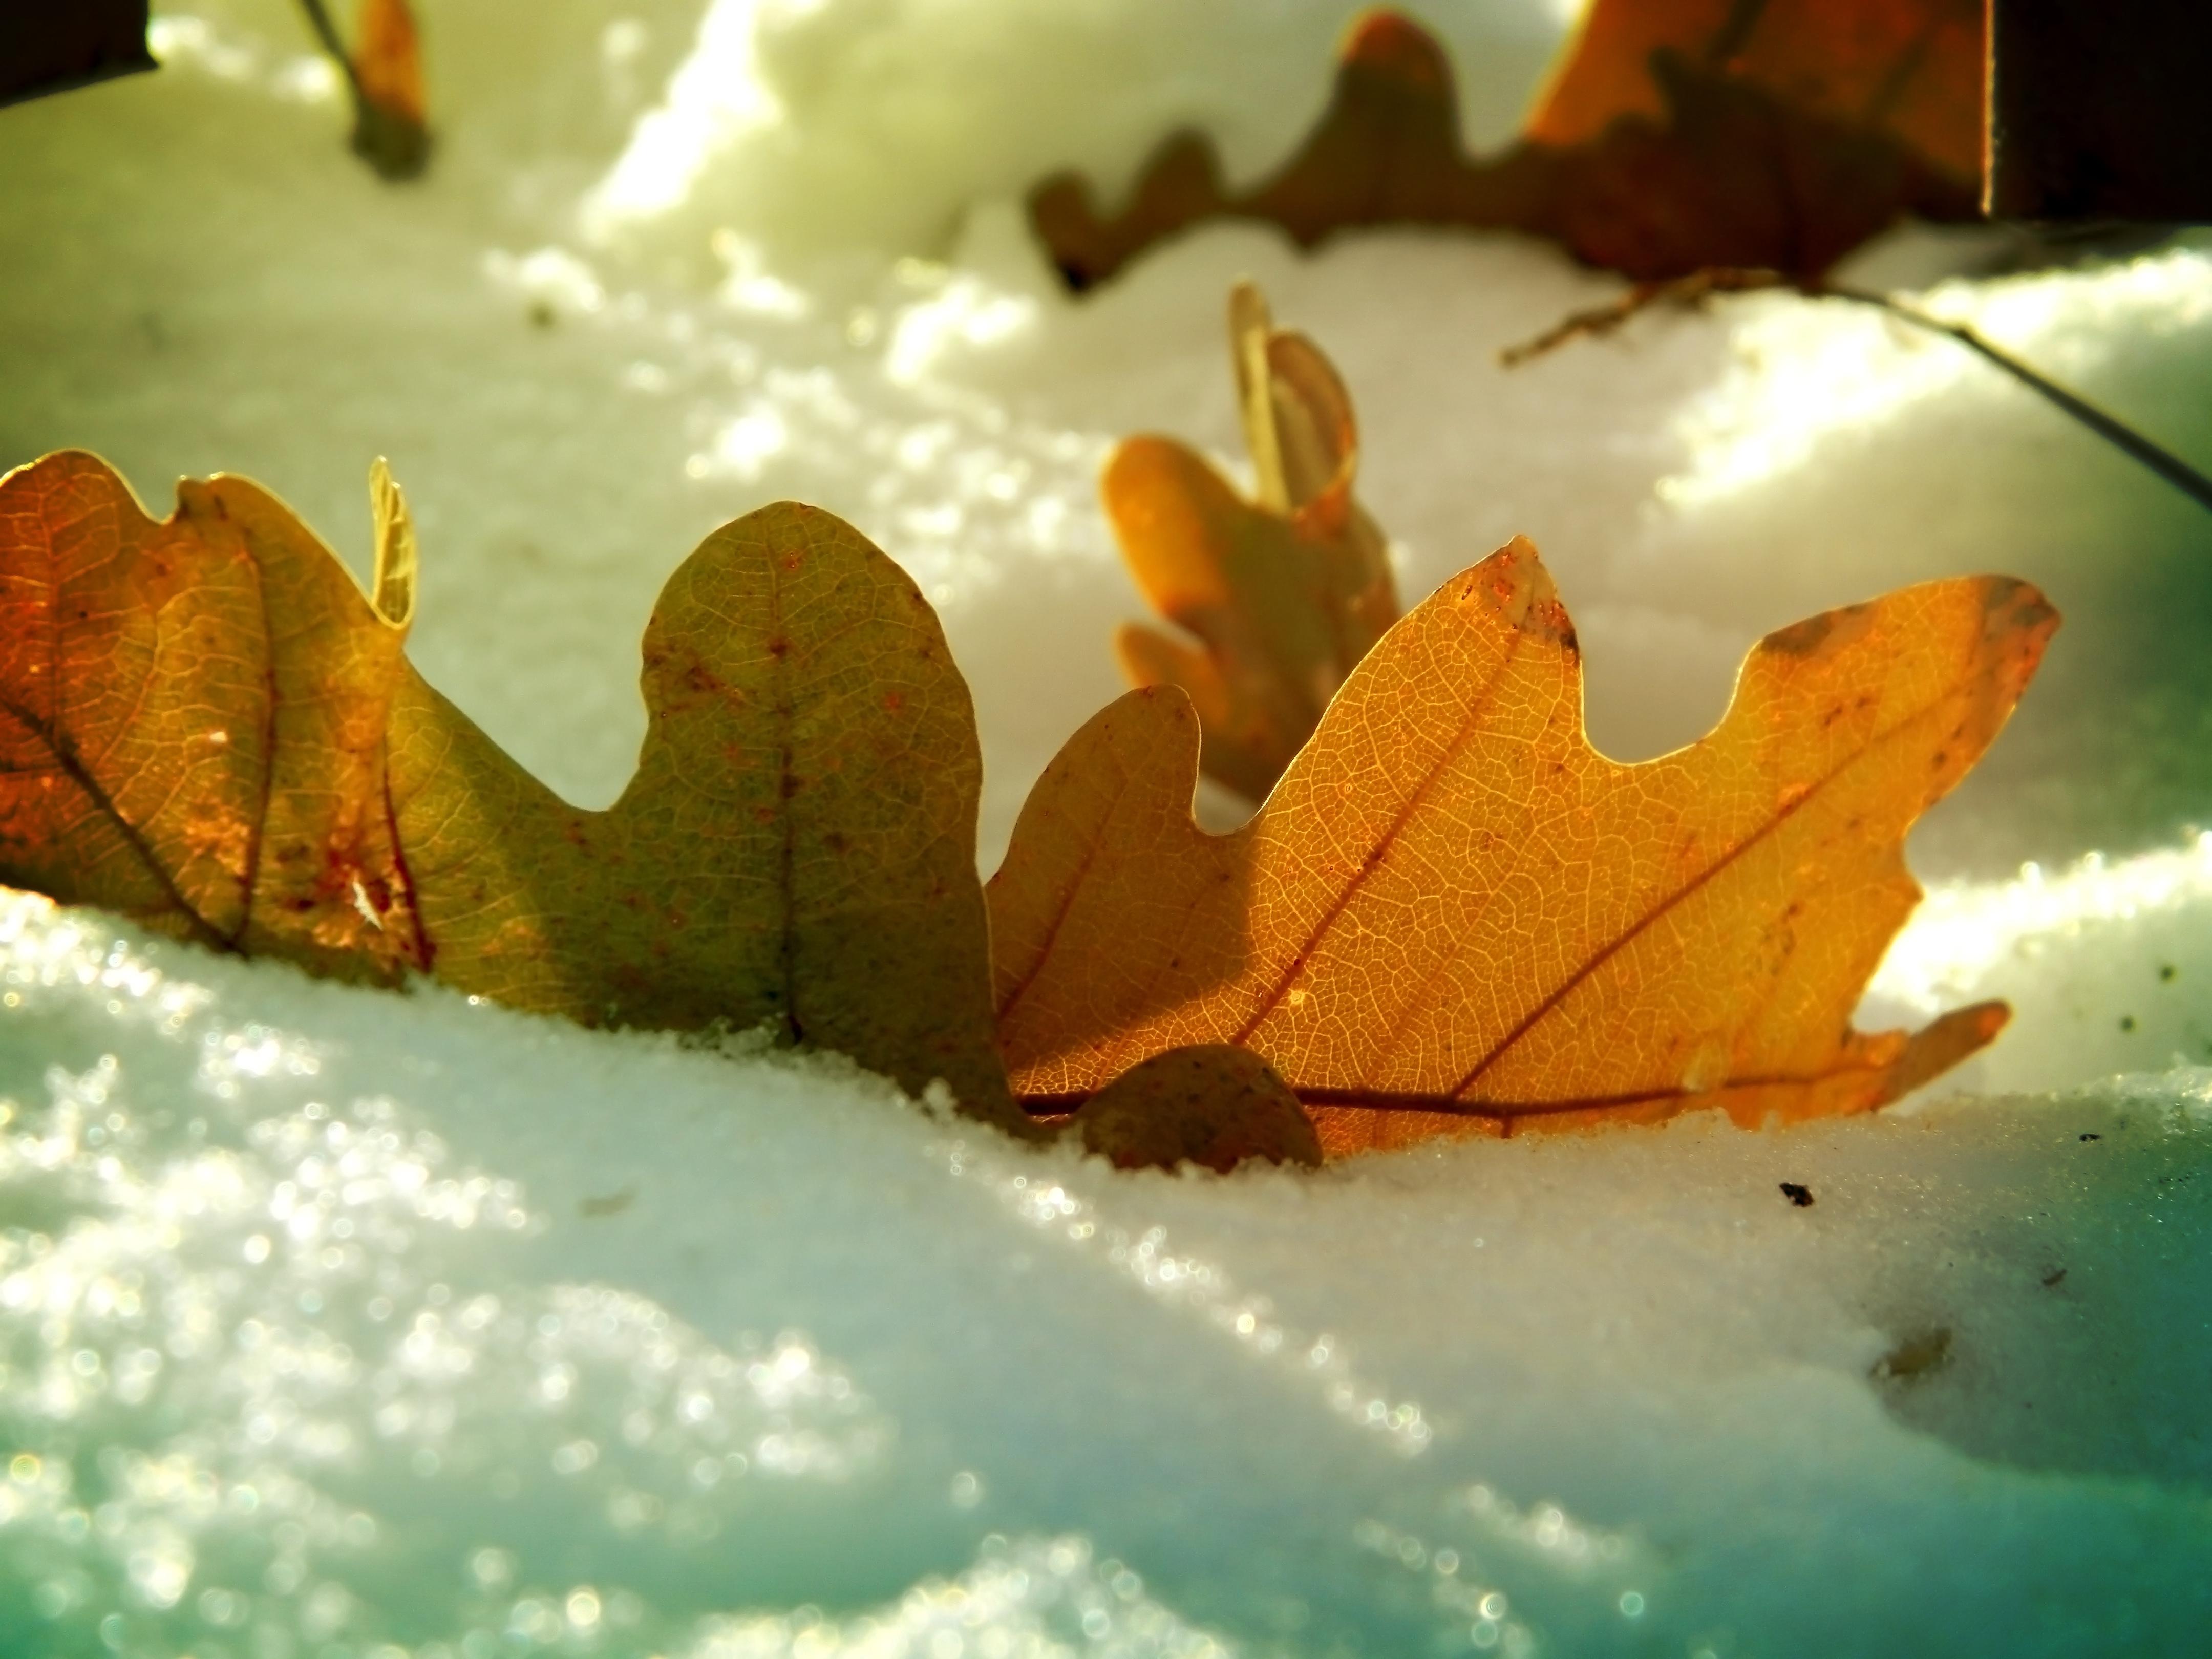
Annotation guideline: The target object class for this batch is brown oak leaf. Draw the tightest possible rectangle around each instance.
[0,451,427,983]
[1109,281,1398,802]
[0,451,1022,1132]
[1029,5,1978,292]
[1525,0,1983,184]
[990,537,2054,1157]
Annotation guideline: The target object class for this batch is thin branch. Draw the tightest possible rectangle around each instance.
[1498,268,1785,365]
[1821,283,2212,515]
[294,0,360,92]
[1500,266,2212,517]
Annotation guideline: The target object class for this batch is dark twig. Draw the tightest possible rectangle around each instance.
[1821,283,2212,515]
[1501,267,2212,517]
[1498,268,1786,365]
[294,0,358,91]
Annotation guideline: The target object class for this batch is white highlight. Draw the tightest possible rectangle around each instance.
[886,275,1040,387]
[1662,249,2212,507]
[1876,833,2212,1014]
[147,14,338,102]
[482,246,608,318]
[681,1534,1233,1658]
[584,0,786,239]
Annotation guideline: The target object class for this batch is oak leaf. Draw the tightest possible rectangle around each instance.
[1028,6,1977,292]
[1525,0,1983,184]
[1109,281,1398,801]
[348,0,431,179]
[0,450,426,983]
[989,537,2054,1157]
[0,451,1021,1132]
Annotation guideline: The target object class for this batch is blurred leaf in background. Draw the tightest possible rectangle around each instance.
[298,0,431,178]
[1031,3,1980,291]
[0,0,154,108]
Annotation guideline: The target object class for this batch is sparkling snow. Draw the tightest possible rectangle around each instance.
[0,1,2208,1653]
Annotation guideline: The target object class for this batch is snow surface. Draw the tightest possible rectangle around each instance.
[1,0,2209,1653]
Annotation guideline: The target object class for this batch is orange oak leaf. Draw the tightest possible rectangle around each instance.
[1109,281,1398,801]
[989,538,2054,1157]
[0,451,1022,1132]
[1029,6,1977,292]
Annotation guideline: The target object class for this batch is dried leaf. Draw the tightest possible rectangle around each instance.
[0,450,426,982]
[348,0,431,179]
[1068,1046,1320,1173]
[1109,282,1397,800]
[990,538,2054,1156]
[0,452,1021,1132]
[382,502,1020,1128]
[1526,0,1983,184]
[1029,6,1977,291]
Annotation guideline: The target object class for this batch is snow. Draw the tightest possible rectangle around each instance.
[4,894,2209,1657]
[1,0,2209,1652]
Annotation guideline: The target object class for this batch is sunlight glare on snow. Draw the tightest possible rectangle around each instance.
[886,273,1043,387]
[1660,247,2212,508]
[481,247,609,319]
[934,1110,1437,1456]
[678,1534,1236,1658]
[583,0,789,240]
[1874,832,2212,1015]
[0,896,904,1655]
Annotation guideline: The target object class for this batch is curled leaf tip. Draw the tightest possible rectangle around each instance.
[367,456,417,630]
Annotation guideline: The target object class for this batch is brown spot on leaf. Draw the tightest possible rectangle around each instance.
[1763,612,1838,658]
